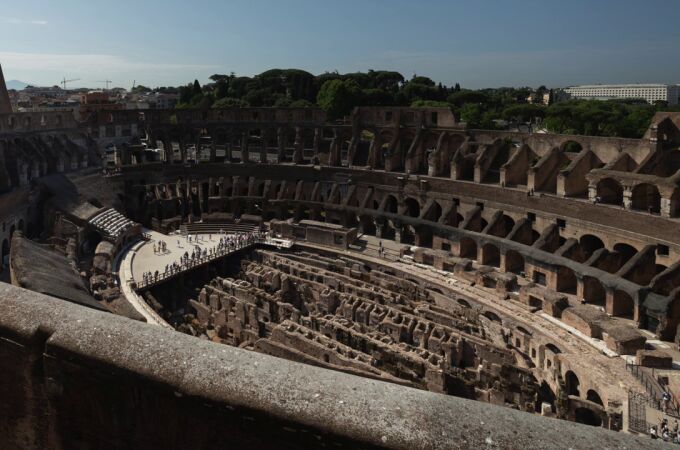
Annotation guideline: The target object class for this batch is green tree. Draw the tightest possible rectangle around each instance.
[192,79,202,96]
[362,88,394,106]
[214,80,229,100]
[316,79,361,119]
[502,104,546,122]
[131,84,151,93]
[447,90,489,106]
[289,99,315,108]
[460,103,484,127]
[411,99,450,108]
[212,97,249,108]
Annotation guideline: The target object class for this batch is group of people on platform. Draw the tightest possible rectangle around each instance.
[650,416,680,443]
[139,230,265,287]
[153,240,168,254]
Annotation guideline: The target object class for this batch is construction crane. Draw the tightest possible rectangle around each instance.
[60,77,80,90]
[96,79,113,90]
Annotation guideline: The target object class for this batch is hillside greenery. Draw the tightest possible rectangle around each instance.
[168,69,680,138]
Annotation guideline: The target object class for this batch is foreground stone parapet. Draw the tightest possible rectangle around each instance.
[0,283,668,449]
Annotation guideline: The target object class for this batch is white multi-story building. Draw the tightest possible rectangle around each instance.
[563,84,680,105]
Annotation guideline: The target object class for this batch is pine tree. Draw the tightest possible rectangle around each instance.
[193,80,202,96]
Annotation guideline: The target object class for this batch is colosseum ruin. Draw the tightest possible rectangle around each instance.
[1,72,679,449]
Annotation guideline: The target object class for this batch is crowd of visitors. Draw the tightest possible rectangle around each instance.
[650,416,680,443]
[138,230,265,288]
[153,240,168,254]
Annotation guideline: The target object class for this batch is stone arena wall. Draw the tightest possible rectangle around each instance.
[0,283,667,450]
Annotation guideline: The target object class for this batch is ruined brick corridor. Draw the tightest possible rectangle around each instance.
[183,248,540,408]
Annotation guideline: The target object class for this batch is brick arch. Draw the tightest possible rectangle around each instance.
[403,197,421,218]
[480,243,500,267]
[596,178,623,205]
[630,182,660,214]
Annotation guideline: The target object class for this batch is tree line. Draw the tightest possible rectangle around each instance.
[139,68,680,138]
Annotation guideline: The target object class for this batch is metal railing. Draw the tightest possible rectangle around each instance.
[133,234,275,290]
[626,362,680,417]
[628,391,650,434]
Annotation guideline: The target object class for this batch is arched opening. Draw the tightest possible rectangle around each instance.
[422,201,442,222]
[17,219,24,233]
[565,370,580,397]
[536,381,557,414]
[360,216,376,236]
[483,310,502,324]
[574,408,603,427]
[299,206,311,222]
[80,230,102,256]
[1,239,9,271]
[613,243,637,266]
[401,225,416,245]
[201,182,209,213]
[611,290,635,319]
[631,183,661,214]
[556,266,577,294]
[415,226,433,248]
[381,222,396,240]
[516,325,532,336]
[384,195,398,214]
[403,198,420,218]
[481,243,500,267]
[545,343,562,354]
[499,215,515,237]
[586,390,604,406]
[459,237,477,259]
[579,234,604,260]
[561,140,583,153]
[457,298,471,308]
[596,178,623,206]
[504,249,525,275]
[582,276,605,306]
[26,222,35,239]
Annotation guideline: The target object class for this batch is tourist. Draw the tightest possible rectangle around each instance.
[663,392,672,413]
[650,425,658,439]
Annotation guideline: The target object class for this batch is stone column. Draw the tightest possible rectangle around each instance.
[260,129,267,163]
[499,252,508,273]
[661,196,672,218]
[241,130,249,163]
[376,223,385,239]
[605,289,615,316]
[623,187,632,210]
[292,127,303,164]
[587,184,597,202]
[277,127,285,163]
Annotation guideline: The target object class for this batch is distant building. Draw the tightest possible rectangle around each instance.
[152,93,179,110]
[526,91,551,105]
[563,84,680,105]
[79,91,123,120]
[22,85,67,99]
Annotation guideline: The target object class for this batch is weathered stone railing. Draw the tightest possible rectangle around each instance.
[0,283,668,449]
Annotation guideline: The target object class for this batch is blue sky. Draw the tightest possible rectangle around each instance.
[1,0,679,90]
